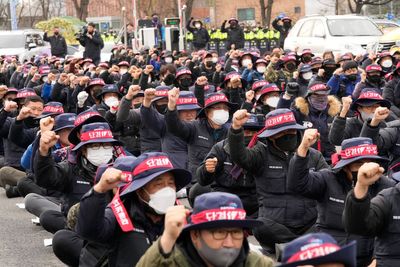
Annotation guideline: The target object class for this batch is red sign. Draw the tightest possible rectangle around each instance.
[205,94,228,106]
[340,144,378,159]
[287,243,340,263]
[358,92,383,100]
[75,112,100,126]
[177,97,198,105]
[191,208,247,224]
[133,156,173,176]
[44,106,64,114]
[80,129,113,141]
[265,112,295,128]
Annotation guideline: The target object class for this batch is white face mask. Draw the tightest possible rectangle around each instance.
[104,97,119,108]
[257,66,266,73]
[359,110,374,122]
[210,109,229,125]
[146,187,176,214]
[265,96,279,108]
[242,59,252,68]
[302,71,313,80]
[212,57,218,63]
[381,60,393,68]
[120,68,128,75]
[86,146,113,166]
[165,57,173,64]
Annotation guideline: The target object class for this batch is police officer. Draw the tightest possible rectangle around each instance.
[228,108,328,255]
[288,133,394,266]
[186,18,210,51]
[221,18,245,50]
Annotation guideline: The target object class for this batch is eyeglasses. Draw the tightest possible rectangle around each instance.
[209,229,244,240]
[87,143,112,150]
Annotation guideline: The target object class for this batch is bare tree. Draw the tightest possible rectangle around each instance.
[0,1,10,29]
[184,0,194,23]
[347,0,393,14]
[72,0,91,21]
[260,0,274,27]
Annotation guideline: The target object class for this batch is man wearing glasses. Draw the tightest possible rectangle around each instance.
[137,192,274,267]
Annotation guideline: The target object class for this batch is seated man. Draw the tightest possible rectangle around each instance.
[136,192,274,267]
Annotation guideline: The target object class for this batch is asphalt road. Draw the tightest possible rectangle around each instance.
[0,190,64,266]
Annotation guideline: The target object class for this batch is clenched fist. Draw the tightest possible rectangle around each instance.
[205,157,218,173]
[232,109,251,130]
[340,96,352,117]
[39,131,59,156]
[94,167,123,193]
[3,100,18,113]
[143,88,156,108]
[126,85,141,100]
[167,87,180,111]
[298,129,320,156]
[370,107,390,127]
[160,205,190,254]
[354,162,384,199]
[17,106,32,121]
[40,117,55,133]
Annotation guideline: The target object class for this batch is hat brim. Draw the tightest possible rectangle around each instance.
[351,99,391,110]
[332,155,388,170]
[183,218,263,232]
[279,240,356,267]
[258,124,306,138]
[120,168,192,198]
[54,125,75,132]
[71,138,122,151]
[68,115,109,145]
[177,105,201,111]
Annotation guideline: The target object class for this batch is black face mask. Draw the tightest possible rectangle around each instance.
[163,74,175,85]
[283,22,291,29]
[23,116,40,129]
[133,103,142,109]
[368,75,381,84]
[345,74,357,81]
[323,67,336,78]
[312,68,319,74]
[273,134,298,152]
[285,63,296,72]
[205,61,213,68]
[179,78,192,88]
[302,56,312,63]
[351,171,358,183]
[155,104,167,114]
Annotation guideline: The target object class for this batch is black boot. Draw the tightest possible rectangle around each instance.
[5,184,20,198]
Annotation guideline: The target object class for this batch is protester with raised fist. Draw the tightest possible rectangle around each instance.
[344,162,400,267]
[329,91,393,146]
[228,108,328,255]
[136,192,273,267]
[288,134,394,266]
[77,153,192,266]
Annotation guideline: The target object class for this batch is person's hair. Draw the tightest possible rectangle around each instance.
[24,95,44,105]
[88,22,96,28]
[271,52,281,58]
[160,64,176,76]
[322,51,334,60]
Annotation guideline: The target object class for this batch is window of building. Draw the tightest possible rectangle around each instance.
[237,8,255,21]
[294,6,301,14]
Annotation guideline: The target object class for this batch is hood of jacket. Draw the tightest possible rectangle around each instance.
[294,95,341,117]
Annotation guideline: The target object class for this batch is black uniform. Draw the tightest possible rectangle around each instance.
[79,31,104,65]
[344,184,400,267]
[288,153,395,266]
[43,32,68,58]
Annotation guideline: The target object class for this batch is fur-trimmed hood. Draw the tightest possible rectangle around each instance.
[294,95,341,117]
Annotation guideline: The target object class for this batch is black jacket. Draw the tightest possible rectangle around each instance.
[0,111,24,168]
[187,23,210,49]
[43,32,67,57]
[228,127,328,229]
[34,153,94,216]
[79,31,104,63]
[344,184,400,267]
[221,24,245,49]
[77,190,164,267]
[165,109,229,183]
[196,139,258,214]
[383,76,400,117]
[288,153,394,266]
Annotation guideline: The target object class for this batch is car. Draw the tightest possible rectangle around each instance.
[374,19,400,34]
[284,15,383,56]
[0,30,48,60]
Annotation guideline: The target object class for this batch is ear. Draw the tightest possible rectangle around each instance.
[190,230,201,247]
